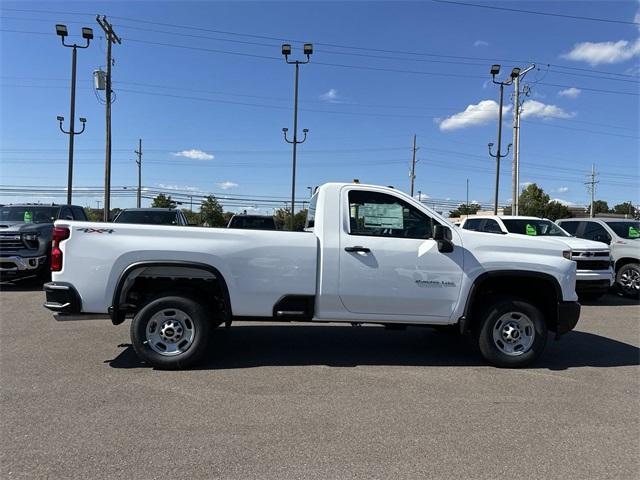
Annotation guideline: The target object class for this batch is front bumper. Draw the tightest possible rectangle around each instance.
[0,255,47,279]
[43,282,82,314]
[556,301,581,336]
[575,270,614,293]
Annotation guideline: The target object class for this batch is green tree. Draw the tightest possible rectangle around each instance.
[448,202,480,218]
[84,207,102,222]
[518,183,550,218]
[592,200,610,215]
[200,195,225,227]
[274,208,308,231]
[544,201,571,221]
[181,209,200,226]
[151,193,176,208]
[612,202,636,216]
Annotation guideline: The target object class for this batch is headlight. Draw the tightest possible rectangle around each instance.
[562,250,572,260]
[22,233,39,241]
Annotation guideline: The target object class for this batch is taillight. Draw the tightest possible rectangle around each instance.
[51,226,70,272]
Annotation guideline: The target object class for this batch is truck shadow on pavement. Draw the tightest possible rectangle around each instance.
[0,281,43,292]
[107,325,639,371]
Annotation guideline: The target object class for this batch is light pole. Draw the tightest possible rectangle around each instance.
[55,24,93,204]
[511,64,535,216]
[282,42,312,230]
[488,64,514,215]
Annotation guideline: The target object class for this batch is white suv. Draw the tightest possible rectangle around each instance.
[461,216,613,300]
[556,218,639,298]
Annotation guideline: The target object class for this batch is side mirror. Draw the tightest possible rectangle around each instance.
[434,225,454,253]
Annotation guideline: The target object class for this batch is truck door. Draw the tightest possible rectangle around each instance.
[338,187,463,318]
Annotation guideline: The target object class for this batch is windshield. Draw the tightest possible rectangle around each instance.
[0,206,59,224]
[115,210,179,225]
[501,219,569,237]
[605,221,640,239]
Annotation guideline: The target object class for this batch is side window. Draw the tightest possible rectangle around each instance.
[582,222,611,243]
[348,190,437,239]
[462,218,482,231]
[305,195,317,229]
[482,219,503,234]
[559,221,578,235]
[71,207,87,221]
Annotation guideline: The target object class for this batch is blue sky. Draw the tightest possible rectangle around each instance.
[1,0,638,214]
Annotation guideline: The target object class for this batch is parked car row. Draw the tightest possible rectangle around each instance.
[459,215,639,299]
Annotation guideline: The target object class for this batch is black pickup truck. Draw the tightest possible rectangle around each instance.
[0,204,87,283]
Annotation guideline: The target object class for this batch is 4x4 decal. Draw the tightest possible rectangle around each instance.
[76,227,114,234]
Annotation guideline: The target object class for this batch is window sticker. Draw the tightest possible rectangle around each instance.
[23,211,33,223]
[629,226,639,238]
[525,224,537,236]
[361,203,404,229]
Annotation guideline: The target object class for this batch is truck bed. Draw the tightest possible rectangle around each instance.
[55,222,318,316]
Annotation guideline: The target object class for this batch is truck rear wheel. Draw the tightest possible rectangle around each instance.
[130,296,211,370]
[477,298,547,368]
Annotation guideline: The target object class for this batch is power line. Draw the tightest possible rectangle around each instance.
[431,0,640,26]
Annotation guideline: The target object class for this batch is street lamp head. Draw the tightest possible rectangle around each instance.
[82,27,94,40]
[510,67,521,78]
[55,24,68,37]
[488,142,494,148]
[302,128,309,133]
[281,43,292,56]
[79,117,87,123]
[57,115,64,122]
[490,64,500,76]
[303,43,313,56]
[282,127,288,132]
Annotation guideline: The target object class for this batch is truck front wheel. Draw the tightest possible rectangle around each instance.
[477,298,547,368]
[130,296,211,370]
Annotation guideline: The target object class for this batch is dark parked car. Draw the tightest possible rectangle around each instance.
[227,214,277,230]
[113,208,188,226]
[0,204,87,283]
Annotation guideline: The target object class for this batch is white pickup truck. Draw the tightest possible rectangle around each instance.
[44,183,580,369]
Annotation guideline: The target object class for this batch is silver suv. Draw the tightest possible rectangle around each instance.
[556,218,639,298]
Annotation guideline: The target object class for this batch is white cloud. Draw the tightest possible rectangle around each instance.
[172,149,214,160]
[551,198,577,206]
[158,183,200,192]
[520,100,574,120]
[556,186,569,194]
[561,38,640,66]
[473,40,489,47]
[319,88,341,103]
[217,181,238,190]
[558,87,581,99]
[439,100,511,131]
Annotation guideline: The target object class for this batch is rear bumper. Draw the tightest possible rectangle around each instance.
[556,301,581,336]
[43,282,82,314]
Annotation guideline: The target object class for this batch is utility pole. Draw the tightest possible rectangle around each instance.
[410,134,418,196]
[96,200,101,210]
[55,24,92,204]
[511,64,535,216]
[488,65,513,215]
[135,138,142,208]
[281,43,313,230]
[96,15,121,221]
[586,164,599,218]
[466,178,469,210]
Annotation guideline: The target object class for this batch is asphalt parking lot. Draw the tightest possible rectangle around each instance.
[0,285,638,480]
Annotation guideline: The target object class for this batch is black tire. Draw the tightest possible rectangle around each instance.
[477,297,547,368]
[616,263,640,299]
[131,296,211,370]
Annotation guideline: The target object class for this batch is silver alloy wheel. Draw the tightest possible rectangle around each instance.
[492,311,535,356]
[619,266,640,294]
[146,308,195,356]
